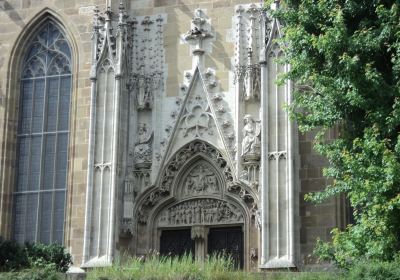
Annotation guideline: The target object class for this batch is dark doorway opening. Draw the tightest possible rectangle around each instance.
[207,226,244,269]
[159,229,195,258]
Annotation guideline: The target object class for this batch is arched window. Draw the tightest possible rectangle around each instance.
[13,20,72,244]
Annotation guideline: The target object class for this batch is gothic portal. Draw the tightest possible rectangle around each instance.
[0,0,348,274]
[80,3,297,270]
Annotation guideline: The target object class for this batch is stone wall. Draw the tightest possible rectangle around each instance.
[298,127,348,266]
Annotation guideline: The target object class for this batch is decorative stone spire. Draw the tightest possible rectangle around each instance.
[117,1,127,28]
[183,9,213,67]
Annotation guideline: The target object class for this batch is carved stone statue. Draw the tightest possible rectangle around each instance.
[134,123,153,169]
[241,114,261,159]
[136,67,152,110]
[244,65,261,101]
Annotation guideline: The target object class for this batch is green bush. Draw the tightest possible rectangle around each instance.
[0,237,72,273]
[347,258,400,280]
[25,242,72,273]
[0,237,28,272]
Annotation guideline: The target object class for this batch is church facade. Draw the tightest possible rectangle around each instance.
[0,0,349,272]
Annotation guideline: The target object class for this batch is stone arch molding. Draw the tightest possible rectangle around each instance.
[134,140,259,229]
[7,7,81,82]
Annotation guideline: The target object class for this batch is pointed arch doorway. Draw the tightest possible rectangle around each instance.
[135,141,253,269]
[154,153,246,268]
[159,225,244,269]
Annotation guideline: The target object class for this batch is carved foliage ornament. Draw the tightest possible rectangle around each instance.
[234,64,261,101]
[184,9,213,47]
[126,14,165,110]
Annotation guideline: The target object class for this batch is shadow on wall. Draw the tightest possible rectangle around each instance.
[0,0,24,27]
[0,0,24,106]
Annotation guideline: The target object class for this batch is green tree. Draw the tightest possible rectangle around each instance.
[275,0,400,266]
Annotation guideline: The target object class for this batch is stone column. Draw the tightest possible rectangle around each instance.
[191,225,209,262]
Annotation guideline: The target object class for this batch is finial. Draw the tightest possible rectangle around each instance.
[118,1,127,26]
[105,6,112,21]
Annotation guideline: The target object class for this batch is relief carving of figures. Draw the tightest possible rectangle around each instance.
[241,115,261,159]
[134,123,153,169]
[184,164,218,195]
[158,199,243,226]
[159,141,233,192]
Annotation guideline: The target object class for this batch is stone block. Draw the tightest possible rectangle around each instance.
[213,1,230,8]
[154,0,177,7]
[66,267,86,280]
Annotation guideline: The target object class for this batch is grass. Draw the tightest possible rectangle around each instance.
[86,254,340,280]
[0,267,63,280]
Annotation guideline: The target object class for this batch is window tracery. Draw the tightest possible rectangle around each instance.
[13,20,72,244]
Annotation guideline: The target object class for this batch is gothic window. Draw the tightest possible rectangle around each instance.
[13,20,72,244]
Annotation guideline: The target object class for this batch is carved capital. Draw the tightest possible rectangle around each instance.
[191,225,209,240]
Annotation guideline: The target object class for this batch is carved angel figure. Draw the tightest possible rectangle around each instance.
[241,114,261,157]
[134,123,153,168]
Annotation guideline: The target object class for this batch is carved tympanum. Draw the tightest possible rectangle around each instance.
[183,163,219,195]
[136,141,239,225]
[158,199,243,227]
[160,141,233,192]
